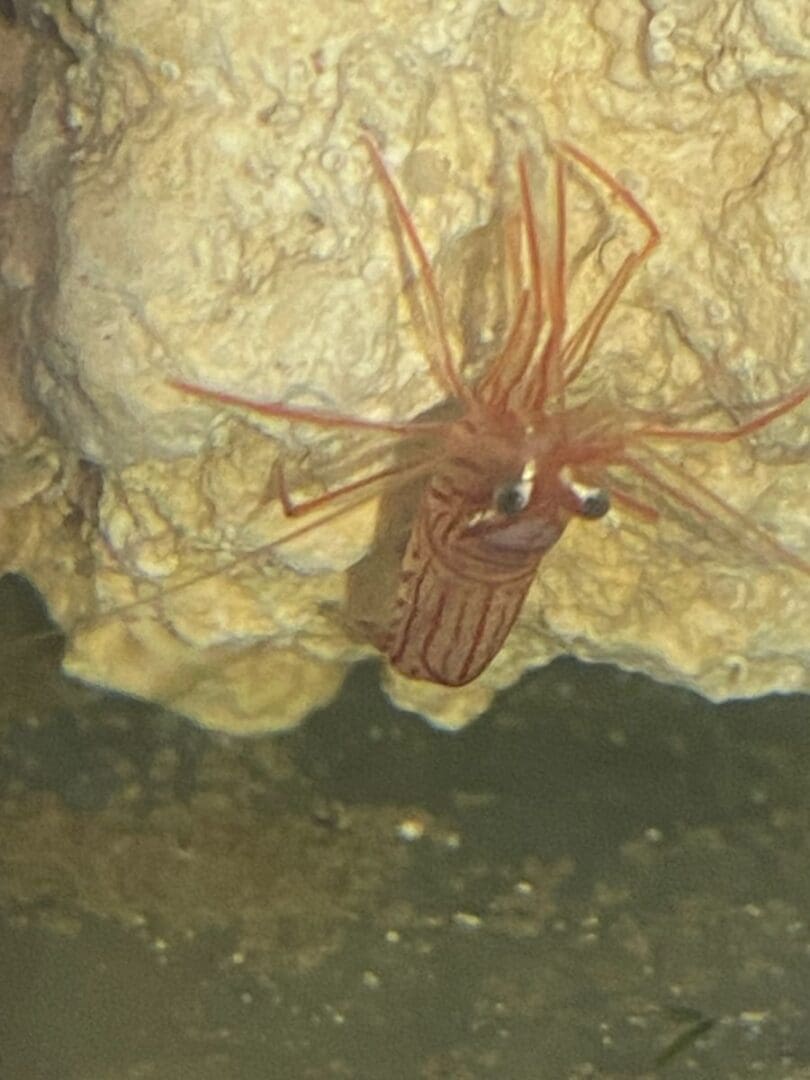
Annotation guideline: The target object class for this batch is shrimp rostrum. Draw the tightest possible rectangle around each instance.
[173,136,809,688]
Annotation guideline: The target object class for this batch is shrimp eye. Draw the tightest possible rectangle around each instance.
[494,461,535,516]
[494,482,530,516]
[579,490,610,519]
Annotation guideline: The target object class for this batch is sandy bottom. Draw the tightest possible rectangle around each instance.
[1,572,810,1079]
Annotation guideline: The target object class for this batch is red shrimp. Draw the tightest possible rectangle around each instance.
[170,136,809,687]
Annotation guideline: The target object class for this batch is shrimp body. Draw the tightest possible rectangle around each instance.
[385,403,616,683]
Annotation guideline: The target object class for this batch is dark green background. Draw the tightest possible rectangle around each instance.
[2,572,809,1079]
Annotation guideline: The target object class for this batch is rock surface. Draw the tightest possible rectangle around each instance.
[2,0,808,730]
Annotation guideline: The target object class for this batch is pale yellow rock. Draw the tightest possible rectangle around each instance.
[2,0,809,731]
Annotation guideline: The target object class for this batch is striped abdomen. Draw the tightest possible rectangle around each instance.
[384,481,549,686]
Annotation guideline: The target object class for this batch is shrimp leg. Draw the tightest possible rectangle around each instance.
[557,143,660,392]
[636,385,809,442]
[270,458,432,518]
[168,380,448,436]
[362,134,469,403]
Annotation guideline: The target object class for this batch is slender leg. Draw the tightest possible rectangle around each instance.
[503,209,525,306]
[617,450,810,574]
[361,134,468,402]
[269,457,431,518]
[636,385,809,442]
[517,152,551,400]
[477,287,530,404]
[606,485,661,522]
[169,380,448,437]
[521,154,546,343]
[85,453,438,630]
[554,143,660,391]
[533,150,569,409]
[551,149,568,339]
[479,153,546,406]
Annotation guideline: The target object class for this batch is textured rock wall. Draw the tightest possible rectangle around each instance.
[2,0,808,730]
